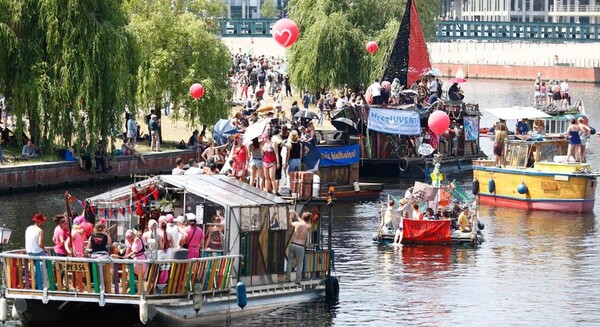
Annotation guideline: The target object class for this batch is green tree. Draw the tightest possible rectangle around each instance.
[261,0,279,19]
[287,0,440,92]
[127,0,231,128]
[0,0,138,149]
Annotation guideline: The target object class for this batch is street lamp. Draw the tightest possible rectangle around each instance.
[0,225,12,253]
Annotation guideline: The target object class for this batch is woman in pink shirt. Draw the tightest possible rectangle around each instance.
[70,224,86,257]
[124,229,147,277]
[53,217,71,256]
[182,213,204,259]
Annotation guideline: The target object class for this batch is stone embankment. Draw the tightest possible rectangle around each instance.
[222,38,600,82]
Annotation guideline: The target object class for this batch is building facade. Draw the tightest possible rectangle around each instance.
[441,0,600,23]
[224,0,284,19]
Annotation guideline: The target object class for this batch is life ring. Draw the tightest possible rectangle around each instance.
[399,158,409,172]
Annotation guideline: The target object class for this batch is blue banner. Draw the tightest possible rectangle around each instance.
[367,108,421,135]
[319,144,360,167]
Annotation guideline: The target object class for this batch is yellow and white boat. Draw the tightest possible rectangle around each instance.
[473,137,598,213]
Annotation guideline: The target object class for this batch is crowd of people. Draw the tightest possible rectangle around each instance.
[24,208,224,289]
[533,73,571,109]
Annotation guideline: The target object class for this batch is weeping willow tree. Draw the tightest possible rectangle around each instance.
[1,0,137,149]
[287,0,440,92]
[127,0,231,127]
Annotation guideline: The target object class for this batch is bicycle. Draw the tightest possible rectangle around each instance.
[1,149,16,163]
[382,135,409,159]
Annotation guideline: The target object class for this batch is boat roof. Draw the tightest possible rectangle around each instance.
[87,175,289,208]
[485,106,552,120]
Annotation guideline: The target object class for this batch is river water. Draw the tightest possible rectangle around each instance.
[2,79,600,326]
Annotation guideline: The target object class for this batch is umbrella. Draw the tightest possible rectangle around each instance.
[332,117,359,135]
[278,63,287,74]
[449,77,468,84]
[243,119,269,145]
[293,109,319,120]
[257,105,274,113]
[213,119,237,146]
[425,68,443,77]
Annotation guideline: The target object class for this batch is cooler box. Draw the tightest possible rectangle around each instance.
[291,172,313,198]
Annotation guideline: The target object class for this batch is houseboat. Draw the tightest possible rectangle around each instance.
[1,174,339,326]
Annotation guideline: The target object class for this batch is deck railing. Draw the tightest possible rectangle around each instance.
[0,250,238,305]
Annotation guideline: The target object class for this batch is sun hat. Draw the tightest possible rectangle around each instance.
[158,215,167,223]
[151,114,157,119]
[262,132,270,139]
[166,214,174,223]
[32,213,47,223]
[148,219,158,228]
[175,215,185,223]
[185,213,197,221]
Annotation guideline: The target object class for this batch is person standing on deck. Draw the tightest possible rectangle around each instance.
[183,213,204,259]
[25,213,47,290]
[286,210,311,284]
[368,79,382,105]
[494,123,508,167]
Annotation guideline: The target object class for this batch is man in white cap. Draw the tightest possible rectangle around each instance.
[149,114,160,152]
[182,213,204,259]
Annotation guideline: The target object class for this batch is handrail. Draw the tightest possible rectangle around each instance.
[1,252,239,301]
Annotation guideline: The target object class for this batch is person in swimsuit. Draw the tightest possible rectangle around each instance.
[286,210,311,283]
[565,119,582,163]
[249,137,264,189]
[261,132,280,194]
[204,215,224,251]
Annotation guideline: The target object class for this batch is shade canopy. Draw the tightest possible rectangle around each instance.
[485,106,552,120]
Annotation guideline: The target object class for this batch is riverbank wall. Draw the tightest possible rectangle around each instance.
[0,150,196,195]
[222,38,600,82]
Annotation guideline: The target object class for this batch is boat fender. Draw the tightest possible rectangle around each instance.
[399,158,409,172]
[236,281,247,309]
[590,127,596,135]
[325,276,340,300]
[0,298,6,323]
[192,282,203,313]
[457,158,462,170]
[488,178,495,194]
[517,182,528,194]
[139,297,148,325]
[11,303,17,320]
[472,179,479,195]
[477,221,485,230]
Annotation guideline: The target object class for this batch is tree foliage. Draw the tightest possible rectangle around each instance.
[127,0,231,127]
[261,0,279,19]
[287,0,440,92]
[0,0,137,149]
[0,0,231,148]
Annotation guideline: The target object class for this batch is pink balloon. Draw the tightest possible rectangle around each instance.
[366,41,378,54]
[272,18,300,48]
[190,83,204,99]
[428,111,450,135]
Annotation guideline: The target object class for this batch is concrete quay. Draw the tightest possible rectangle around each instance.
[222,37,600,82]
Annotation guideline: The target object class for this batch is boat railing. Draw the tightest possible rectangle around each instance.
[0,250,239,305]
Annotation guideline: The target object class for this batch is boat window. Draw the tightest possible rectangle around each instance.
[268,206,288,230]
[241,207,262,231]
[538,143,567,162]
[516,144,528,167]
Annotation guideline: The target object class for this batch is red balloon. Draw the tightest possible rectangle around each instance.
[272,18,300,48]
[190,83,204,99]
[428,111,450,135]
[366,41,379,54]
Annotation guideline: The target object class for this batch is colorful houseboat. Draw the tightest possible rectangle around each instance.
[1,175,339,326]
[473,137,598,212]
